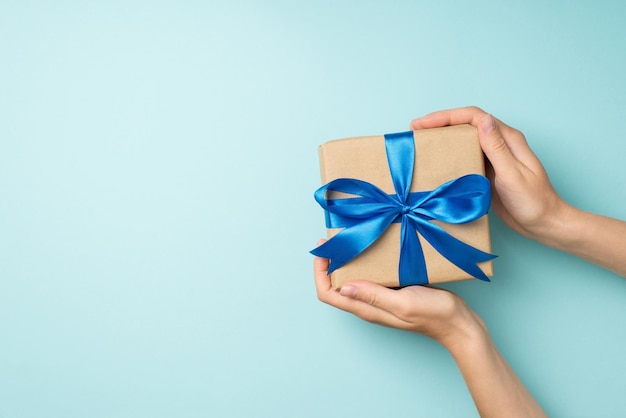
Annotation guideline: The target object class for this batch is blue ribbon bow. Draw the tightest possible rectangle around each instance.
[310,131,496,286]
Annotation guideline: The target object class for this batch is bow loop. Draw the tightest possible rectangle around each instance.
[314,178,401,219]
[410,175,491,223]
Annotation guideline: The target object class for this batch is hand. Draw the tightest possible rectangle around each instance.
[313,250,547,416]
[411,106,568,243]
[313,250,485,348]
[314,249,547,417]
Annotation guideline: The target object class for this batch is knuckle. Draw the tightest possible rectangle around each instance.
[465,105,485,114]
[489,136,509,152]
[316,289,329,303]
[482,130,511,156]
[361,291,378,307]
[395,302,414,321]
[511,127,527,142]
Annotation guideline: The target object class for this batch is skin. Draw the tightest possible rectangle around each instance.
[314,255,546,418]
[411,107,626,277]
[313,106,626,417]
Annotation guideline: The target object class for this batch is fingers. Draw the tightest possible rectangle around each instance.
[337,281,461,335]
[313,254,332,292]
[313,259,399,314]
[410,106,486,130]
[411,107,519,177]
[312,253,411,329]
[313,239,332,292]
[312,250,466,335]
[339,281,411,316]
[411,107,541,173]
[335,281,412,329]
[476,113,521,179]
[411,106,517,138]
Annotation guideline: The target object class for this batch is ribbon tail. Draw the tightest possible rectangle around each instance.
[409,216,497,282]
[310,212,398,274]
[398,217,428,286]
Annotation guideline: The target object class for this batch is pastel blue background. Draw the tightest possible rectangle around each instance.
[1,1,625,417]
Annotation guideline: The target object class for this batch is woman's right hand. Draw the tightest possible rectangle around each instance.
[411,106,569,244]
[412,107,626,277]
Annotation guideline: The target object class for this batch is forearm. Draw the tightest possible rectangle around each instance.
[535,203,626,277]
[442,316,547,418]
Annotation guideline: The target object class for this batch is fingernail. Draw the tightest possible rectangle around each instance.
[410,116,427,129]
[481,114,497,134]
[339,285,357,298]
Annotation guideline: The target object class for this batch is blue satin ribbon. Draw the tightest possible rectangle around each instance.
[310,131,496,286]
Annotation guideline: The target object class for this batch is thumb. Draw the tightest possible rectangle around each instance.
[339,281,399,313]
[478,114,519,175]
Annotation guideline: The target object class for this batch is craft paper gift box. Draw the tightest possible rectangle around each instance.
[311,124,495,289]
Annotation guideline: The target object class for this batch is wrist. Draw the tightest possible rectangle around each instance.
[435,300,490,355]
[528,201,582,250]
[440,310,498,380]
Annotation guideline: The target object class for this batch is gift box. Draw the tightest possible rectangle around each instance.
[311,124,495,289]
